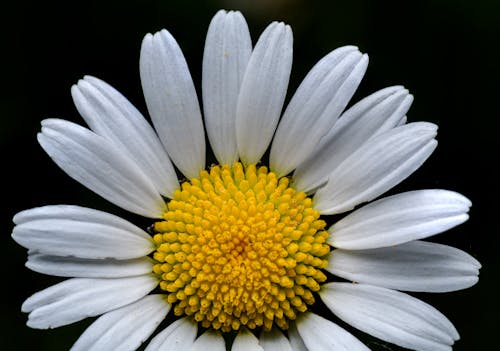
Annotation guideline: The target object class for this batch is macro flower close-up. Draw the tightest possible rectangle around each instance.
[10,8,482,351]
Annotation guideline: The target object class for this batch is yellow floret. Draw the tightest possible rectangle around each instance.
[151,162,329,332]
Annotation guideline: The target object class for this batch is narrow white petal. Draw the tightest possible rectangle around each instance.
[12,205,154,259]
[140,29,205,179]
[321,283,459,351]
[71,295,169,351]
[203,10,252,165]
[232,327,263,351]
[329,189,472,249]
[71,76,179,198]
[296,312,369,351]
[294,86,414,192]
[26,254,154,278]
[259,328,293,351]
[270,47,368,176]
[328,240,480,292]
[288,321,308,351]
[314,122,438,214]
[189,330,225,351]
[145,317,197,351]
[22,275,158,329]
[37,119,166,218]
[236,22,293,165]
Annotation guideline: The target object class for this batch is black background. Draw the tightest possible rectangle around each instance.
[1,0,498,349]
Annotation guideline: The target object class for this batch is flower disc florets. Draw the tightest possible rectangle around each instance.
[152,162,330,332]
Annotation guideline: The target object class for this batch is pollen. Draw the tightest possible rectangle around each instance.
[152,162,329,332]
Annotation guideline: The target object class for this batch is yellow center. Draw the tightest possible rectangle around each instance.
[152,162,329,332]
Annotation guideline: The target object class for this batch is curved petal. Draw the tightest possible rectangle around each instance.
[145,317,197,351]
[71,294,170,351]
[314,122,438,214]
[321,283,459,351]
[295,312,369,351]
[236,21,293,165]
[26,254,154,278]
[328,240,480,292]
[12,205,154,259]
[288,321,308,351]
[71,76,179,198]
[259,328,293,351]
[232,327,263,351]
[328,189,471,249]
[202,10,252,165]
[294,86,413,192]
[140,29,205,179]
[37,119,166,218]
[190,330,225,351]
[270,46,368,177]
[22,275,158,329]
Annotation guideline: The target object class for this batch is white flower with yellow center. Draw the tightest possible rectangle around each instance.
[12,9,480,351]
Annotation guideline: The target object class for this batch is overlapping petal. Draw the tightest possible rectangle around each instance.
[328,240,480,292]
[71,295,169,351]
[203,10,252,165]
[140,29,205,179]
[294,86,413,192]
[270,46,368,176]
[314,122,438,214]
[145,317,197,351]
[37,119,166,217]
[236,21,293,165]
[321,283,459,351]
[259,328,293,351]
[295,312,369,351]
[26,254,153,278]
[232,327,263,351]
[190,330,225,351]
[22,275,158,329]
[288,322,308,351]
[328,189,471,249]
[12,205,154,259]
[71,76,179,198]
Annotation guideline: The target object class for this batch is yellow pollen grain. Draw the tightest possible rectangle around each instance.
[152,162,329,332]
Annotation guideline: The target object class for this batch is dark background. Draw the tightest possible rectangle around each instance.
[1,0,498,349]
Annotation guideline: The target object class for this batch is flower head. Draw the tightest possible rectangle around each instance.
[12,9,480,351]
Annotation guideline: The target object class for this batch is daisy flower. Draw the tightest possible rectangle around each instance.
[12,9,480,351]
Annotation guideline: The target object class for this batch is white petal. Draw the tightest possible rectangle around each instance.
[22,275,158,329]
[270,47,368,176]
[328,240,480,292]
[71,294,169,351]
[314,122,438,214]
[329,189,471,249]
[189,330,225,351]
[321,283,459,351]
[203,10,252,165]
[232,327,263,351]
[26,254,154,278]
[145,317,197,351]
[398,115,408,126]
[288,321,308,351]
[71,76,179,198]
[236,22,293,165]
[38,119,166,218]
[12,205,154,259]
[259,328,293,351]
[294,86,414,192]
[140,29,205,179]
[296,312,369,351]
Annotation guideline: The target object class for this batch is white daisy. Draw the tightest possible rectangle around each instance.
[12,9,480,351]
